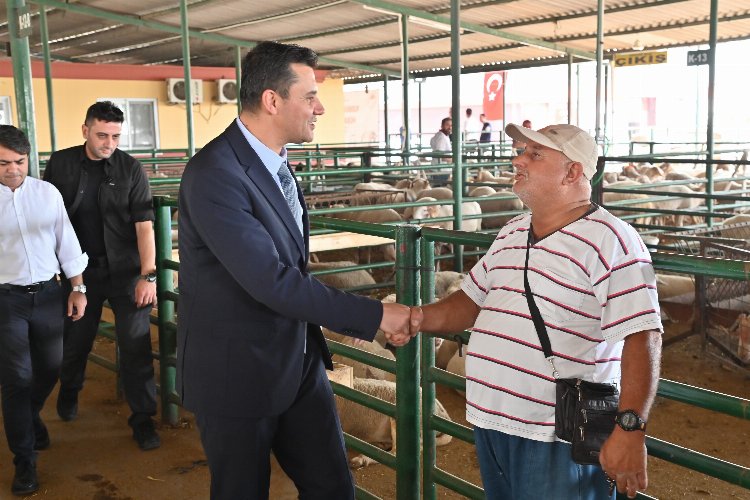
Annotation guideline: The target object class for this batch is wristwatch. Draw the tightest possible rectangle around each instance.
[140,272,157,283]
[72,284,87,294]
[615,410,647,431]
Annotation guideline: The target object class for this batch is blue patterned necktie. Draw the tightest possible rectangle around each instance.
[277,161,302,234]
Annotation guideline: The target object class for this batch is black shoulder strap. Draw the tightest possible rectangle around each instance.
[523,229,554,359]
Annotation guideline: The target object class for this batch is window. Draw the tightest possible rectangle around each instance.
[99,98,159,150]
[0,97,13,125]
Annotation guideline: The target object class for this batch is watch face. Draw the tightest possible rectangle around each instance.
[620,412,637,428]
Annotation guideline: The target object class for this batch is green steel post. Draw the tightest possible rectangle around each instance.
[235,45,243,116]
[450,0,463,272]
[154,197,178,425]
[595,0,604,144]
[384,75,390,154]
[39,5,56,152]
[567,55,573,124]
[420,238,437,500]
[394,225,421,499]
[180,0,196,157]
[401,15,410,154]
[705,0,718,226]
[7,0,39,177]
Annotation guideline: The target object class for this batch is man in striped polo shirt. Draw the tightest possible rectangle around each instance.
[410,123,662,500]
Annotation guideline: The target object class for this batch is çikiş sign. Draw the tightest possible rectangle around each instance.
[613,51,668,67]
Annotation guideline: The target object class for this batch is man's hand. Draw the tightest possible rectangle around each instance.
[67,292,87,321]
[134,279,157,308]
[599,428,648,499]
[380,303,413,347]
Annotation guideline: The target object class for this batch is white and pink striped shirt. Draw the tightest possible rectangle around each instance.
[461,206,663,442]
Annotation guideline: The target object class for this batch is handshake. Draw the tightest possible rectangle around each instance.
[379,303,425,347]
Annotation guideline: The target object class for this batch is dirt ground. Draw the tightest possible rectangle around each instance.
[0,315,748,499]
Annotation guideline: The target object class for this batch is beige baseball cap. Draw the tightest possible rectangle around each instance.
[505,123,599,179]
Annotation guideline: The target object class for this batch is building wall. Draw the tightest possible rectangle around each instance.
[0,66,345,153]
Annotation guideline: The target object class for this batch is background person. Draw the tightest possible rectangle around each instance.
[410,123,663,500]
[479,113,492,143]
[43,101,161,451]
[0,125,88,495]
[177,41,412,500]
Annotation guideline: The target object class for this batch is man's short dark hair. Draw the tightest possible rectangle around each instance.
[0,125,31,155]
[239,41,318,112]
[441,117,452,128]
[85,101,124,126]
[466,108,473,117]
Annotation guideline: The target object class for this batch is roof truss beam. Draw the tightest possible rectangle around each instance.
[348,0,597,60]
[27,0,400,76]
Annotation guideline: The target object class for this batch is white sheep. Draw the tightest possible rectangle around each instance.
[337,378,453,469]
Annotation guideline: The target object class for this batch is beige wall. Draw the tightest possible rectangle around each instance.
[1,76,345,153]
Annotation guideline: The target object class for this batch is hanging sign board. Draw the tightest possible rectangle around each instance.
[16,6,32,38]
[613,51,667,67]
[687,49,710,66]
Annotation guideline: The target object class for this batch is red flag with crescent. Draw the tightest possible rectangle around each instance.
[483,71,505,120]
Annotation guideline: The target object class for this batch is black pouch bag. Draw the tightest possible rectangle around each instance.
[554,378,619,465]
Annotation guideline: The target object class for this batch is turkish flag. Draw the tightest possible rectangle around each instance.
[483,71,505,120]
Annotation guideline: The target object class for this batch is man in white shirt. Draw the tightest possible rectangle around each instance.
[462,108,481,142]
[411,123,662,500]
[0,125,88,496]
[429,117,452,184]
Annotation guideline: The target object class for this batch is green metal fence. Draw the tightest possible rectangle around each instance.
[144,198,750,499]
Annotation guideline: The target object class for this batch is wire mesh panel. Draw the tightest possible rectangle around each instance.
[662,221,750,365]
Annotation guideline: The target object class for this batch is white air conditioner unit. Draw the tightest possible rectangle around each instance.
[166,78,203,104]
[216,79,238,104]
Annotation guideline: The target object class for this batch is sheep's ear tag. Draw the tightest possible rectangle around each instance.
[454,335,464,357]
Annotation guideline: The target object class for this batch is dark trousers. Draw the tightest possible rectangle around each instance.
[0,281,64,463]
[195,337,354,500]
[59,268,156,417]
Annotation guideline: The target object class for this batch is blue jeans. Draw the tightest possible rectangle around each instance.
[474,427,615,500]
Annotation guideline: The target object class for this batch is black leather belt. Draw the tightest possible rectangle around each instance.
[0,278,56,294]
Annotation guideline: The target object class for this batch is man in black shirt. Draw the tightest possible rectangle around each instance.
[43,101,160,451]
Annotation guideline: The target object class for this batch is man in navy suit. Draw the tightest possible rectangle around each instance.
[177,41,412,499]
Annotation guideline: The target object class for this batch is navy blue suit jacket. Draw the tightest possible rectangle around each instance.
[177,121,382,418]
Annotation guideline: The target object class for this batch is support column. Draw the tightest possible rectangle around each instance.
[39,5,56,153]
[180,0,195,157]
[6,0,38,177]
[450,0,463,272]
[595,0,604,143]
[384,75,390,154]
[705,0,718,226]
[401,14,410,155]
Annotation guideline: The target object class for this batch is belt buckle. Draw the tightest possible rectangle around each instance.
[26,283,42,294]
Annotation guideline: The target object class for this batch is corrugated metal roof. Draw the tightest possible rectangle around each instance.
[0,0,747,77]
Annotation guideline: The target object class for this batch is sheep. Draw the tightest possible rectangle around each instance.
[328,208,402,262]
[434,271,465,300]
[645,184,704,227]
[409,197,482,232]
[469,186,523,229]
[414,186,453,200]
[323,327,396,382]
[308,261,376,290]
[602,180,656,226]
[351,183,415,208]
[337,378,453,469]
[394,176,430,193]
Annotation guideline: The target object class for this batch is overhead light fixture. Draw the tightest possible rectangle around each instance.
[409,16,463,33]
[632,39,644,51]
